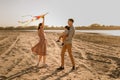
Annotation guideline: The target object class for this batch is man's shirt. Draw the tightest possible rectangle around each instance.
[64,26,75,44]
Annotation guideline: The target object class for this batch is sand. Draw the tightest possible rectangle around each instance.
[0,30,120,80]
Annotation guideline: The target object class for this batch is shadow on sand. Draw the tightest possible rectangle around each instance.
[40,69,75,80]
[40,66,82,80]
[0,66,43,80]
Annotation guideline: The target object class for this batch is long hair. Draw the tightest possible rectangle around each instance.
[38,23,42,30]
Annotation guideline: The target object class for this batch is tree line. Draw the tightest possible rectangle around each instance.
[0,24,120,30]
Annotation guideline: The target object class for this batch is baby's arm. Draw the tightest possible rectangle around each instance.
[61,30,68,42]
[63,30,68,36]
[57,30,68,42]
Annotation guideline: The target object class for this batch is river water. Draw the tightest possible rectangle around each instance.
[20,30,120,36]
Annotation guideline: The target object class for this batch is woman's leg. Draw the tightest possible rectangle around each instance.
[37,55,42,66]
[43,56,46,64]
[43,55,48,67]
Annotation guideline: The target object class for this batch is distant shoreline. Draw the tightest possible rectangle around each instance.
[0,28,120,30]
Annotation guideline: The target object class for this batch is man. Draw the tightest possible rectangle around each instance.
[57,18,75,70]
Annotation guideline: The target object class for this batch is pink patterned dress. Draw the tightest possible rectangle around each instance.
[31,27,47,56]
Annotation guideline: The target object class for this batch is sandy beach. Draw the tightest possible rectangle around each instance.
[0,30,120,80]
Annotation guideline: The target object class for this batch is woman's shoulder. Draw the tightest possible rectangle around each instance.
[41,26,44,29]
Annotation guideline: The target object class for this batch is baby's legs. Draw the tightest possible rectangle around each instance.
[57,35,63,42]
[61,36,67,45]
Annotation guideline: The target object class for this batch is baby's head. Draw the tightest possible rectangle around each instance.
[64,26,70,30]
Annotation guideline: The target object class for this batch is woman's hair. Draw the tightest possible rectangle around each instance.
[38,23,42,30]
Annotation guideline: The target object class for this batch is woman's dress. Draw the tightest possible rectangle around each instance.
[31,27,47,56]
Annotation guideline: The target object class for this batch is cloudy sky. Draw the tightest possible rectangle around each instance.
[0,0,120,27]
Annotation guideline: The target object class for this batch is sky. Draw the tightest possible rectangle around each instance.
[0,0,120,27]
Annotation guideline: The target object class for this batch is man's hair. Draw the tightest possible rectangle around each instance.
[68,18,74,23]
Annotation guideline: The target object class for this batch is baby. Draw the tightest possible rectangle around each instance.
[56,26,70,46]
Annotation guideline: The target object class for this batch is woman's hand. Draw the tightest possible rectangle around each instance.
[41,12,48,18]
[41,15,44,18]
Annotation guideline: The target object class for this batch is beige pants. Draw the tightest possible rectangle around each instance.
[61,44,75,67]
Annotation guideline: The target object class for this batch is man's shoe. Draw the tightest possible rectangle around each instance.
[72,66,75,70]
[57,66,64,70]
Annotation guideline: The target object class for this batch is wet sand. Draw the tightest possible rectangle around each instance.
[0,31,120,80]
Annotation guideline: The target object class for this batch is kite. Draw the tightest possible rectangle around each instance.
[18,13,48,26]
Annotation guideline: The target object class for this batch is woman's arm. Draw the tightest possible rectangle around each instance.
[42,16,45,28]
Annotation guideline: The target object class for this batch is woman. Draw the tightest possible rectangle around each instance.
[31,16,47,67]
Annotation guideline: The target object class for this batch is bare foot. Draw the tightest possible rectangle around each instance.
[43,64,48,68]
[36,63,39,67]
